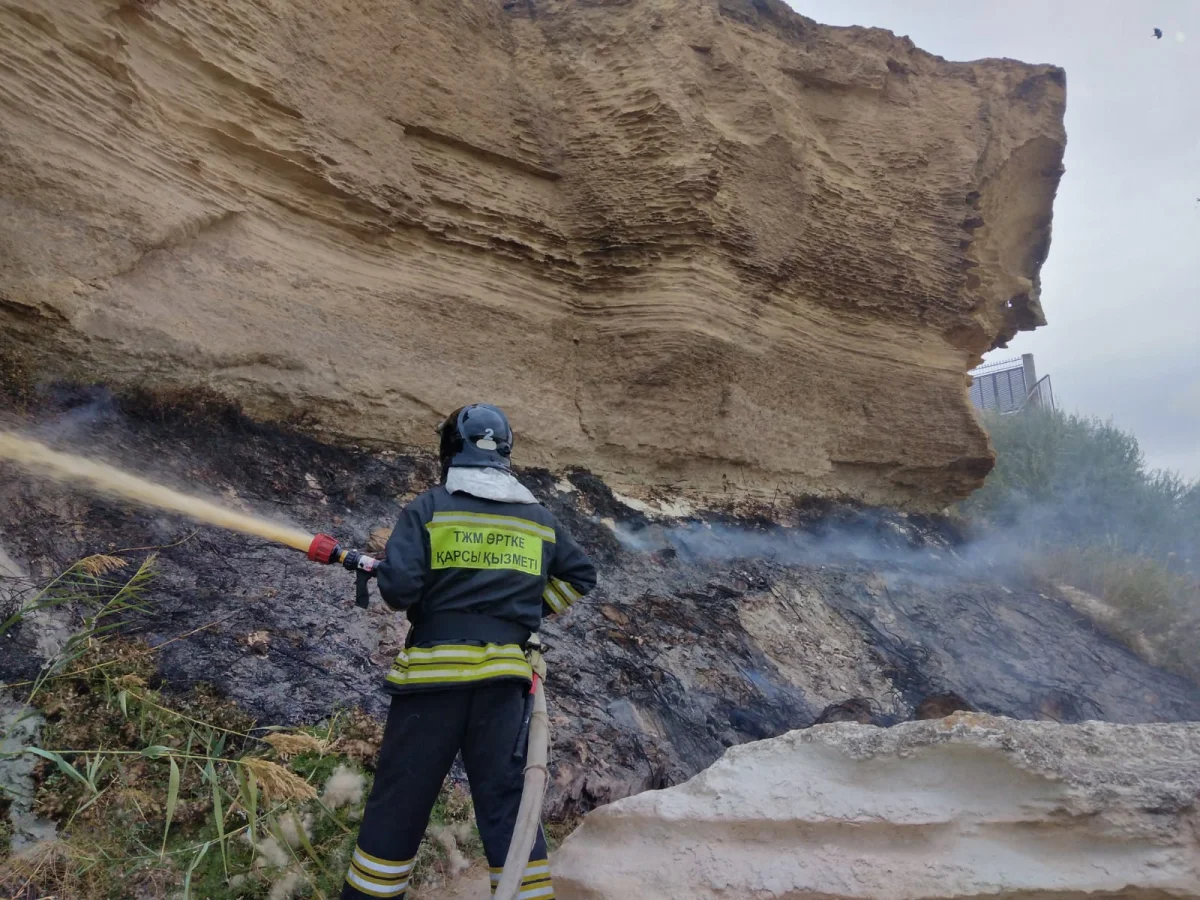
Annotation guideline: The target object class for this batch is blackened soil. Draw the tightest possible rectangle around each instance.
[2,384,1198,821]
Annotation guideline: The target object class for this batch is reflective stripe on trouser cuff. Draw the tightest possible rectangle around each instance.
[489,860,554,898]
[346,848,413,897]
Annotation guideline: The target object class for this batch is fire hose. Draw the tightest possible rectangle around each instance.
[496,671,549,900]
[307,532,550,899]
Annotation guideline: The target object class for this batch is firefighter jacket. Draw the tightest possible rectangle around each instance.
[374,477,596,692]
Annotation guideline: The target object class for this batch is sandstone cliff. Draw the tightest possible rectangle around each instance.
[0,0,1064,507]
[553,715,1200,899]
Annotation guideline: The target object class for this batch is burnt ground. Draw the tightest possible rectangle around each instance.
[2,385,1199,820]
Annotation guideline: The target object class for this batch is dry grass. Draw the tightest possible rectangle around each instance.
[75,554,129,577]
[242,758,319,804]
[0,840,82,900]
[263,732,329,760]
[1040,548,1200,683]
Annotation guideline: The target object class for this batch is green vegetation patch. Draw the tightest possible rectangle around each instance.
[0,554,483,899]
[965,407,1199,683]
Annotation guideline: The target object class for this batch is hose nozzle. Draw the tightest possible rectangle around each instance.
[308,533,379,609]
[307,532,342,564]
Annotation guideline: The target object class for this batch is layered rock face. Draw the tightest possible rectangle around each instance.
[0,0,1064,506]
[553,714,1200,899]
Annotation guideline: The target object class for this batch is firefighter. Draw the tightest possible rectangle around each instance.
[342,403,597,900]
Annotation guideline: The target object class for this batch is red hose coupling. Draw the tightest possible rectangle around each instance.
[307,533,341,564]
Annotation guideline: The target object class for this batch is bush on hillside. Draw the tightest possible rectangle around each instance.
[965,407,1199,567]
[964,406,1200,683]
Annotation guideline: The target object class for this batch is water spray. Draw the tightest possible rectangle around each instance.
[0,431,379,604]
[0,429,550,889]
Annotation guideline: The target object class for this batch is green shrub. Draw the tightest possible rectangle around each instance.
[964,407,1200,683]
[965,407,1198,566]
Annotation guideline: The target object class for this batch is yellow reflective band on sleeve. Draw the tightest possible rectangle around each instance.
[542,578,580,614]
[427,524,543,576]
[430,512,555,543]
[551,578,581,602]
[386,643,533,689]
[542,583,568,614]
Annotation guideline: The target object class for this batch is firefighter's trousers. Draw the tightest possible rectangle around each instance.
[341,682,553,900]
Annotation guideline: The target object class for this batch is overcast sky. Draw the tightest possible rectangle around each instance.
[791,1,1199,478]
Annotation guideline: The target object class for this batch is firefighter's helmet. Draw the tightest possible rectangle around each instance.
[437,404,514,471]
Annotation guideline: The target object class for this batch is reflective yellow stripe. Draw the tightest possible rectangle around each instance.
[428,524,542,576]
[352,848,413,876]
[346,851,413,898]
[518,860,554,900]
[542,584,568,613]
[388,662,533,684]
[346,868,408,897]
[551,578,581,602]
[430,512,555,543]
[386,643,532,689]
[489,862,552,884]
[489,862,554,899]
[543,578,579,613]
[398,644,528,664]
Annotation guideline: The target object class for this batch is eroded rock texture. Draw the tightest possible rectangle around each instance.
[0,0,1064,506]
[553,715,1200,899]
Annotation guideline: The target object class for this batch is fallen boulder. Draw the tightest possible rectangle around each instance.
[553,713,1200,899]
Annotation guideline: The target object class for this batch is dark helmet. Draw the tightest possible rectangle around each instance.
[437,404,514,472]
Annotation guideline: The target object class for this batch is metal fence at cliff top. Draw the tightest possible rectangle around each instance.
[969,354,1054,414]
